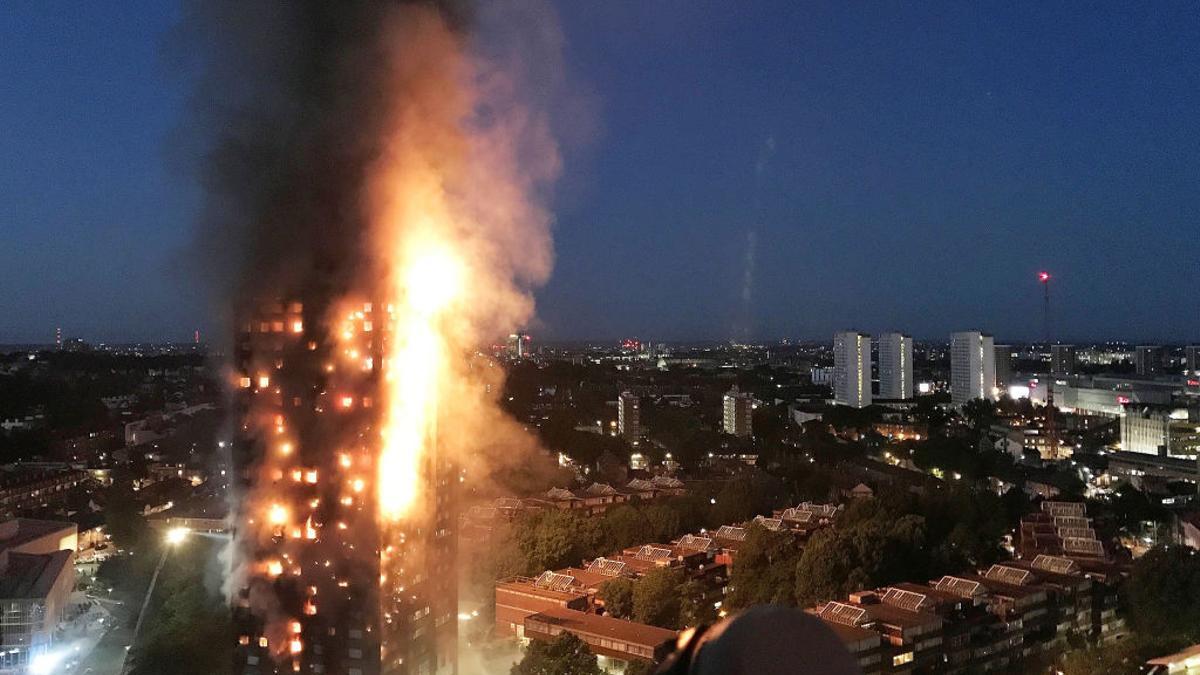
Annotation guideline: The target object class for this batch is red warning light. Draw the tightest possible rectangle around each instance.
[1038,272,1050,282]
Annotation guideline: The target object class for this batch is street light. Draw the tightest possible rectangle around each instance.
[130,528,190,646]
[165,526,189,545]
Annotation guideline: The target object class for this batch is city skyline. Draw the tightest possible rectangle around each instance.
[3,2,1200,344]
[4,4,1200,675]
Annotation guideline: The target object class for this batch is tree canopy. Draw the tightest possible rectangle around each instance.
[598,577,634,619]
[726,524,803,609]
[633,567,684,629]
[511,633,602,675]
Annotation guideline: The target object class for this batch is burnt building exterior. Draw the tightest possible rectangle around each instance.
[232,300,456,675]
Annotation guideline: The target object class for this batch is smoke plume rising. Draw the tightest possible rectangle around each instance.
[178,0,566,660]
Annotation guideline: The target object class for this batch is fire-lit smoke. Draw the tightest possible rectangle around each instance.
[181,0,566,661]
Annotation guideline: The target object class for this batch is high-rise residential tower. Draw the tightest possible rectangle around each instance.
[722,386,753,437]
[833,332,872,408]
[1051,344,1077,376]
[951,331,997,407]
[617,391,641,445]
[877,333,913,400]
[994,344,1013,389]
[233,300,456,675]
[1187,345,1200,376]
[1135,345,1164,376]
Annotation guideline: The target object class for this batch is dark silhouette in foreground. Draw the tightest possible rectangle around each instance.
[656,606,861,675]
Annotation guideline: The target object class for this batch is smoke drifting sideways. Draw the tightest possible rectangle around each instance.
[177,0,569,601]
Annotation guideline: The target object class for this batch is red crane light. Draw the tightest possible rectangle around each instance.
[1038,271,1050,283]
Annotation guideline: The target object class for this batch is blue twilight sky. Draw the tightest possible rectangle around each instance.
[1,2,1198,344]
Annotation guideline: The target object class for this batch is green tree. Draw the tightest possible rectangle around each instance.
[794,514,928,607]
[1124,546,1200,644]
[600,505,654,553]
[641,504,682,543]
[678,577,719,627]
[662,494,709,535]
[711,477,768,526]
[128,539,231,675]
[516,510,602,572]
[960,398,997,429]
[1059,640,1143,675]
[726,525,803,609]
[511,633,602,675]
[633,567,684,628]
[598,577,634,619]
[104,479,148,550]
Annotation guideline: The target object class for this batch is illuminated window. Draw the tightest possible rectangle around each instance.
[239,377,251,389]
[893,652,914,666]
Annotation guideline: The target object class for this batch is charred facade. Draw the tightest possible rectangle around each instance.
[232,300,456,674]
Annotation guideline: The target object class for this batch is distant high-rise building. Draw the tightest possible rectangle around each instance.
[809,366,834,386]
[54,327,61,350]
[833,332,872,408]
[617,391,640,445]
[1186,345,1200,376]
[1135,345,1163,376]
[722,386,753,437]
[1051,344,1077,376]
[1121,412,1168,456]
[877,333,912,400]
[994,344,1012,389]
[507,332,532,358]
[951,331,997,407]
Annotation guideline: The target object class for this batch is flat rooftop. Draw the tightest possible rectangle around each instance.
[0,518,76,554]
[0,550,71,599]
[524,606,677,648]
[495,577,588,603]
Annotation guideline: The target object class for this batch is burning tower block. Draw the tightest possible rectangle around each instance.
[233,300,457,674]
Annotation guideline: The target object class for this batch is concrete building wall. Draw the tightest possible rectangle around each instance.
[834,332,872,408]
[951,332,997,407]
[878,333,912,400]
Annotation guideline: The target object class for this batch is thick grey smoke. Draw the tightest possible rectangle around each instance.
[176,1,472,335]
[174,4,576,658]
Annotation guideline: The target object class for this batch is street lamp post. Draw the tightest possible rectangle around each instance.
[130,528,189,643]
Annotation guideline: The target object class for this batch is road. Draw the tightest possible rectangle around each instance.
[71,591,136,674]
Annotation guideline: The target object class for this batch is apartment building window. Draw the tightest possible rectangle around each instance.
[893,652,914,666]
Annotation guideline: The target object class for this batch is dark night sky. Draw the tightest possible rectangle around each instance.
[2,1,1198,344]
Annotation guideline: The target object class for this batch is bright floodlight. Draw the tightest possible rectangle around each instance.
[29,650,63,675]
[165,527,190,545]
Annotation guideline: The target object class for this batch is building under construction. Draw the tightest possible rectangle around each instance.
[232,299,457,674]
